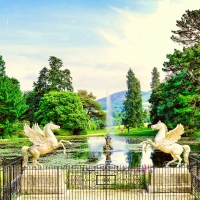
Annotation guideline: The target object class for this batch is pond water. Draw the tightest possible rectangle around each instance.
[1,135,199,167]
[87,136,140,166]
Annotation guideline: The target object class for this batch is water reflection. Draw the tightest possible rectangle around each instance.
[71,136,195,167]
[86,136,181,167]
[87,136,137,167]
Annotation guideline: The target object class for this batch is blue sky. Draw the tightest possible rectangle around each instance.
[1,0,200,98]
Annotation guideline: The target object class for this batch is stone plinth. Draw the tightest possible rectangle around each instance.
[147,167,191,193]
[21,169,66,194]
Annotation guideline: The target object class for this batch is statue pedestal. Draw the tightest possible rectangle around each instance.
[147,167,191,193]
[18,169,70,199]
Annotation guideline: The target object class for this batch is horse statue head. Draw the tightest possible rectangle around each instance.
[151,120,168,134]
[44,121,60,131]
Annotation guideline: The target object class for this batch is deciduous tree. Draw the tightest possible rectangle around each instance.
[34,91,88,135]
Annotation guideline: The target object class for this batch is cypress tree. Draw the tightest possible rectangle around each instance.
[123,68,143,129]
[150,67,160,89]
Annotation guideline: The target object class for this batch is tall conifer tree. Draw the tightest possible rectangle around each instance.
[150,67,160,89]
[123,68,143,129]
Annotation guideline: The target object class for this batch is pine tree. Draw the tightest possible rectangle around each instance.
[150,67,160,89]
[171,9,200,46]
[123,68,143,129]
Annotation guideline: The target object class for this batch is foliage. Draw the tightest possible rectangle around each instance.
[171,9,200,46]
[2,121,26,138]
[0,56,6,77]
[143,109,150,123]
[149,84,165,124]
[34,91,88,135]
[77,90,105,120]
[33,67,49,110]
[33,56,73,110]
[0,76,27,137]
[77,90,106,129]
[123,68,143,128]
[150,67,160,89]
[19,91,36,126]
[113,111,124,127]
[150,45,200,135]
[163,44,200,84]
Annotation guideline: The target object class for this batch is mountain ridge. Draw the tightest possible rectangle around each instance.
[97,90,151,112]
[97,90,151,104]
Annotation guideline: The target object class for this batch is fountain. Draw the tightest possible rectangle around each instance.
[103,133,113,150]
[103,92,114,152]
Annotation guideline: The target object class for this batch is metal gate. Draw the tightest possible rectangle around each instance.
[65,164,146,200]
[19,164,147,200]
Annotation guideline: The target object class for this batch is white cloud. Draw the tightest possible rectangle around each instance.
[2,0,200,99]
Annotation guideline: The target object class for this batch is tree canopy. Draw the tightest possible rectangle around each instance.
[123,68,143,128]
[34,91,88,135]
[33,56,73,111]
[77,90,106,130]
[149,45,200,135]
[77,90,106,120]
[163,44,200,85]
[171,9,200,46]
[0,76,27,137]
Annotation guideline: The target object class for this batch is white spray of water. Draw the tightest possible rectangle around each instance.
[106,91,113,133]
[140,142,154,168]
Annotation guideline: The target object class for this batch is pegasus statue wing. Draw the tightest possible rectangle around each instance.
[24,124,50,146]
[32,123,44,136]
[162,124,184,145]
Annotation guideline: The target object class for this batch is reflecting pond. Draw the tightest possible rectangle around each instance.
[1,136,200,167]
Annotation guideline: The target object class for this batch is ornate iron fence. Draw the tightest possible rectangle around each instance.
[18,164,194,200]
[0,157,23,200]
[1,156,200,200]
[189,155,200,199]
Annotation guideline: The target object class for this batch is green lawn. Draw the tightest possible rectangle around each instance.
[87,127,157,137]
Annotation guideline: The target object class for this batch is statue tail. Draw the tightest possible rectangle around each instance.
[182,145,190,165]
[21,146,30,168]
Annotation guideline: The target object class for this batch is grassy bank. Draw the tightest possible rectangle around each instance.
[0,127,157,144]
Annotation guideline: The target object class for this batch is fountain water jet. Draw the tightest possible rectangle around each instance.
[106,91,113,133]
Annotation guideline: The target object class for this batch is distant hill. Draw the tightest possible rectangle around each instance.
[97,90,151,112]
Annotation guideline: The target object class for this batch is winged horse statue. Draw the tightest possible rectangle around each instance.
[141,121,190,167]
[21,122,72,168]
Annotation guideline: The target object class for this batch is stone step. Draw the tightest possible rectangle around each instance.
[147,183,191,193]
[143,193,195,200]
[16,190,195,200]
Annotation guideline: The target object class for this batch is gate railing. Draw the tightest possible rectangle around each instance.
[0,157,23,200]
[189,155,200,199]
[1,156,200,200]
